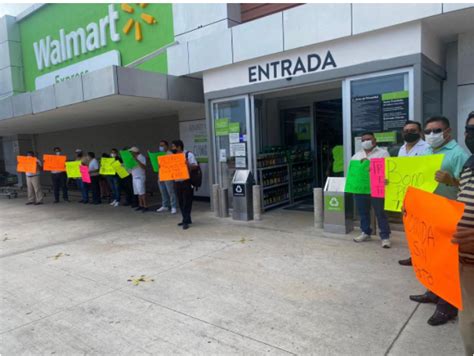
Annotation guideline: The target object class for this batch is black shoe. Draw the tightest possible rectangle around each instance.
[141,208,149,213]
[83,201,89,204]
[399,257,412,266]
[178,222,184,226]
[427,310,457,326]
[409,292,439,304]
[53,200,59,204]
[25,202,34,205]
[34,202,43,205]
[182,224,189,230]
[135,207,143,211]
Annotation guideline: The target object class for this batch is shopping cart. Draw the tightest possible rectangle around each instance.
[0,172,19,199]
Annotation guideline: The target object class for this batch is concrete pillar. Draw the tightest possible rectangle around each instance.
[457,31,474,150]
[212,184,219,216]
[218,187,229,217]
[313,188,323,228]
[253,185,261,220]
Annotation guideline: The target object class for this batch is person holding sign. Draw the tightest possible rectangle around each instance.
[409,116,469,326]
[25,151,44,205]
[107,149,121,207]
[453,113,474,354]
[351,132,391,248]
[129,147,148,212]
[171,140,197,230]
[88,152,101,205]
[50,147,69,203]
[156,140,177,215]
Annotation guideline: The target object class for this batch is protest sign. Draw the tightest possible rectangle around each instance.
[119,150,137,170]
[43,154,66,171]
[385,154,443,211]
[344,160,370,194]
[370,158,385,198]
[148,151,167,173]
[80,165,91,183]
[158,153,190,181]
[65,161,81,178]
[111,160,129,179]
[16,156,37,174]
[99,158,116,175]
[403,187,464,310]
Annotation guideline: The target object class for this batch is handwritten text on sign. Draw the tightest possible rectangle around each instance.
[403,187,464,310]
[17,156,37,174]
[384,155,443,211]
[344,160,370,194]
[43,154,66,171]
[158,153,190,181]
[370,158,385,198]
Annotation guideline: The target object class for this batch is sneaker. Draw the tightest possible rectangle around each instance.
[171,208,177,214]
[113,201,119,207]
[353,232,371,242]
[156,206,167,212]
[109,200,117,206]
[382,239,391,248]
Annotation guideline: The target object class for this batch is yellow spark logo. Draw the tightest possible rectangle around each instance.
[121,3,157,42]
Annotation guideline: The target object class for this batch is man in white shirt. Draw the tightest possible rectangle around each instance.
[87,152,101,205]
[25,151,44,205]
[129,146,148,212]
[171,139,198,230]
[352,132,392,248]
[51,146,69,203]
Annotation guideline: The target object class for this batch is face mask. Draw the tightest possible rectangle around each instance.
[171,149,178,154]
[110,153,116,158]
[465,133,474,154]
[361,140,373,150]
[426,132,444,148]
[55,151,61,155]
[159,146,165,152]
[403,132,420,144]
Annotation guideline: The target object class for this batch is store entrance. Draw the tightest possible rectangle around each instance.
[254,81,343,211]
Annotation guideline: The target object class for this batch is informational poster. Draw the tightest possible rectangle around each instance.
[382,91,409,131]
[215,118,229,136]
[351,95,382,134]
[179,119,210,197]
[235,157,247,168]
[230,143,246,157]
[229,133,240,144]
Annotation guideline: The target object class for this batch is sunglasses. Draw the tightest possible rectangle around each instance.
[423,128,444,135]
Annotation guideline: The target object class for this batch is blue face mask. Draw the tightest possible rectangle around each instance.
[159,146,165,152]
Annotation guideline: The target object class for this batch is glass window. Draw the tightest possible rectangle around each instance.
[423,72,442,120]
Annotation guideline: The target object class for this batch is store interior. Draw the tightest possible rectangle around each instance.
[253,81,343,211]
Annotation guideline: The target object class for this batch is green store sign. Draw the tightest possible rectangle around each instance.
[19,3,174,91]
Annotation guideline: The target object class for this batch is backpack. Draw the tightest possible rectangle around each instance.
[186,151,202,189]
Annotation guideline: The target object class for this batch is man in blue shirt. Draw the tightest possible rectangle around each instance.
[409,116,469,326]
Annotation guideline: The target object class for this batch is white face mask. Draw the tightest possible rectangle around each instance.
[426,132,444,148]
[110,153,116,158]
[159,146,165,152]
[361,140,373,150]
[55,151,61,155]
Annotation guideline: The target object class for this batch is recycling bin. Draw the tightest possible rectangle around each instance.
[323,177,354,234]
[232,170,254,221]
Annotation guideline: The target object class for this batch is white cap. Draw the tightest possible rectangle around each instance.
[75,149,82,153]
[129,146,139,153]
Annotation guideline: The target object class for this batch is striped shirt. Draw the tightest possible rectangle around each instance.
[457,156,474,264]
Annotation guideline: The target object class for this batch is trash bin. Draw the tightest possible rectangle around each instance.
[323,177,353,234]
[232,170,254,221]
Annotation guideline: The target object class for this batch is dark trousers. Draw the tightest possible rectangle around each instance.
[107,176,121,202]
[426,291,458,315]
[175,180,194,224]
[51,172,68,202]
[120,175,137,206]
[354,194,391,240]
[90,175,101,204]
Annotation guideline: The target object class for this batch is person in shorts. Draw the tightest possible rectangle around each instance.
[129,146,148,212]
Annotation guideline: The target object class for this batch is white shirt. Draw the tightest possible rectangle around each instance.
[176,151,198,182]
[131,154,146,179]
[26,158,42,177]
[89,158,99,176]
[351,146,390,160]
[398,139,430,157]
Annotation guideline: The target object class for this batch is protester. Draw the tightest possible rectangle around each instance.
[120,146,138,208]
[129,146,148,212]
[351,132,391,248]
[51,146,69,203]
[80,152,90,203]
[409,116,470,326]
[171,139,198,230]
[452,112,474,355]
[99,153,112,201]
[398,120,431,266]
[25,151,43,205]
[88,152,101,205]
[156,140,177,214]
[107,148,121,207]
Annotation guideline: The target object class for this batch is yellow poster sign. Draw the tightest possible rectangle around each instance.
[100,158,116,175]
[111,160,130,179]
[384,154,444,211]
[65,161,82,178]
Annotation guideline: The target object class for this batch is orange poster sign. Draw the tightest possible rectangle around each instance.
[158,153,190,181]
[43,154,66,171]
[17,156,37,174]
[403,187,465,310]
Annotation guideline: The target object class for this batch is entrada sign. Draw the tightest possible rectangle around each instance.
[248,50,337,83]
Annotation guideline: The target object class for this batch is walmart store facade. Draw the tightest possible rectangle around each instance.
[1,3,474,210]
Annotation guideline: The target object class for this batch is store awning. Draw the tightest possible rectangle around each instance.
[0,66,204,135]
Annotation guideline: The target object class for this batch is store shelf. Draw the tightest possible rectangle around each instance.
[258,164,288,171]
[263,182,289,191]
[293,192,313,200]
[290,160,312,165]
[292,176,313,184]
[263,199,290,210]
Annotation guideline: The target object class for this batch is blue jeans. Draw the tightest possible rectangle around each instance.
[107,176,120,202]
[354,194,391,240]
[158,180,177,209]
[76,178,88,202]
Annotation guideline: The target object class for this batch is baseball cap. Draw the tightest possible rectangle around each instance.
[129,146,139,153]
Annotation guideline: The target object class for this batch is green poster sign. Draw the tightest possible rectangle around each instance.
[344,160,371,194]
[119,150,137,170]
[148,151,166,173]
[382,90,409,101]
[325,195,344,212]
[374,131,397,143]
[215,118,229,136]
[229,122,240,134]
[19,3,174,91]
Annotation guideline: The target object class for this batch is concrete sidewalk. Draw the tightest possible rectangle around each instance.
[0,193,464,355]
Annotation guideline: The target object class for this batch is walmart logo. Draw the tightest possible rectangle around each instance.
[121,3,157,42]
